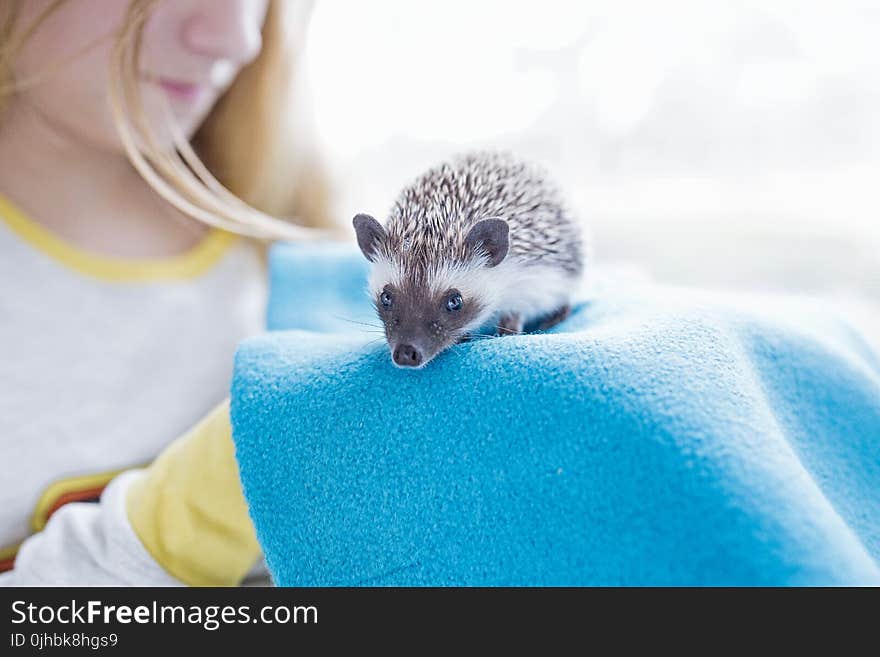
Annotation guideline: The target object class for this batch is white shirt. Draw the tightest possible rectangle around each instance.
[0,194,266,564]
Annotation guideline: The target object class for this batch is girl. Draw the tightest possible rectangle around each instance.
[0,0,334,585]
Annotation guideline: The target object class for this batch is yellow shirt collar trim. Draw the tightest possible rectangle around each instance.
[0,193,238,282]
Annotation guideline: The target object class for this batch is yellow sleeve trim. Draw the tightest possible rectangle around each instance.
[126,399,261,587]
[0,193,238,282]
[31,468,131,532]
[0,468,133,572]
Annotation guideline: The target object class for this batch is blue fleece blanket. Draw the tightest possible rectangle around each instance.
[230,242,880,586]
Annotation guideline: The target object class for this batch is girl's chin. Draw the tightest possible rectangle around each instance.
[139,81,219,141]
[136,117,198,151]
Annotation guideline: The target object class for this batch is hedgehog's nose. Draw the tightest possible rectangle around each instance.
[393,344,423,367]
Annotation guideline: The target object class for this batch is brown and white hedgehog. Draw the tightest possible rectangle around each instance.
[353,151,586,368]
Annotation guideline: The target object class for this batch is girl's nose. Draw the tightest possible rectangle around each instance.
[181,0,263,65]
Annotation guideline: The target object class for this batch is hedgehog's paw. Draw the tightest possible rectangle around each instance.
[496,312,524,336]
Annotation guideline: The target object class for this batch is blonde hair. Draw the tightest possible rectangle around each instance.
[0,0,334,241]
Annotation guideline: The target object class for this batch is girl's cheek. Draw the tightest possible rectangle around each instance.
[7,0,268,150]
[11,0,128,148]
[14,0,126,78]
[9,1,193,151]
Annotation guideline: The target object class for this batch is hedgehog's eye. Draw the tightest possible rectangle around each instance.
[446,293,463,312]
[380,290,393,308]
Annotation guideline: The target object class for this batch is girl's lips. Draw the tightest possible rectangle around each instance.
[157,78,208,102]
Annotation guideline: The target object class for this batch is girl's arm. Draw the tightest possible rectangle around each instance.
[0,401,262,586]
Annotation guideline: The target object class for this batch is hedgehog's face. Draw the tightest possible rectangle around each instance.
[353,213,509,368]
[372,282,487,368]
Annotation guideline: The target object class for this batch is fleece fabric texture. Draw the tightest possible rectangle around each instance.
[230,242,880,586]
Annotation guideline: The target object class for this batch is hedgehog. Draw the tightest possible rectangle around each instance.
[352,151,586,368]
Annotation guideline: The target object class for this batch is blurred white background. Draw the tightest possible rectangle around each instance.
[302,0,879,302]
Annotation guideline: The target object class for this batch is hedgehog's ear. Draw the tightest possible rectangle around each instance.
[352,214,386,262]
[465,218,509,267]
